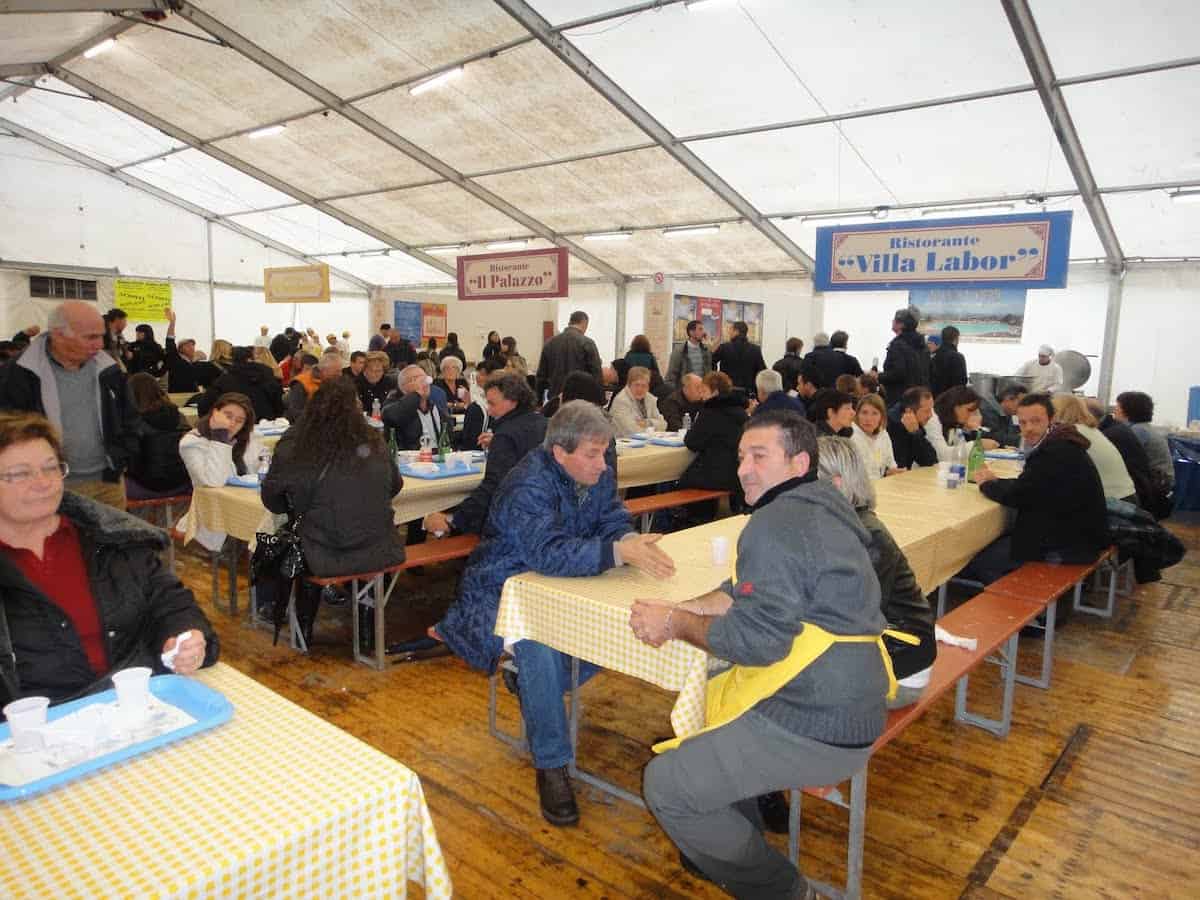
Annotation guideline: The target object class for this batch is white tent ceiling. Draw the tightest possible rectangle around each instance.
[1,0,1198,290]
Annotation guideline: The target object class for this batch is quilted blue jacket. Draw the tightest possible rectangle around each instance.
[437,446,633,673]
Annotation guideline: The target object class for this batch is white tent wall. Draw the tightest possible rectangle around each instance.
[372,287,557,366]
[1110,264,1200,428]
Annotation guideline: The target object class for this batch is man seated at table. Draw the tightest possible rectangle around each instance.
[978,384,1026,449]
[0,412,218,708]
[422,374,546,537]
[435,401,675,826]
[628,411,889,897]
[749,368,805,417]
[382,364,450,450]
[657,372,706,432]
[887,386,938,469]
[285,350,343,423]
[457,356,507,450]
[965,393,1109,585]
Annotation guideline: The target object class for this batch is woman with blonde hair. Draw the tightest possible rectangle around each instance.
[252,345,282,379]
[208,339,234,370]
[851,392,898,479]
[1052,393,1136,502]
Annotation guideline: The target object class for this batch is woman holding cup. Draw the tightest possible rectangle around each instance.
[0,412,217,713]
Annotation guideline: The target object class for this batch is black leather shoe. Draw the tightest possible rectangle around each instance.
[757,790,791,834]
[536,766,579,826]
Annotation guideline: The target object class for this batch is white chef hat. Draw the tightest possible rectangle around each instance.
[1038,344,1054,356]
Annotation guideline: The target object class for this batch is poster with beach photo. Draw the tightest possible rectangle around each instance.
[909,287,1026,343]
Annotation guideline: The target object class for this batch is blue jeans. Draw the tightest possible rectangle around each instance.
[512,640,600,769]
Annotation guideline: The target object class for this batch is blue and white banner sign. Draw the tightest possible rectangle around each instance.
[814,210,1072,292]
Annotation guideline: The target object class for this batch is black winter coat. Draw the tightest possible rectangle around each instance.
[196,361,283,423]
[128,404,191,492]
[658,389,703,432]
[440,343,467,367]
[0,493,219,708]
[535,326,602,398]
[772,353,805,392]
[980,425,1109,564]
[805,346,863,389]
[930,344,968,397]
[858,509,936,680]
[126,339,166,378]
[712,336,766,393]
[680,393,747,497]
[0,347,138,481]
[164,337,199,393]
[454,407,547,535]
[1099,415,1167,517]
[385,339,417,369]
[878,330,930,401]
[356,372,397,418]
[261,431,406,578]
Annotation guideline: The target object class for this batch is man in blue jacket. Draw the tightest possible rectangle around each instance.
[436,401,676,826]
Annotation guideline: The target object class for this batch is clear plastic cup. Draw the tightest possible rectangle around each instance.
[936,461,952,487]
[710,535,730,567]
[4,696,49,752]
[111,667,152,721]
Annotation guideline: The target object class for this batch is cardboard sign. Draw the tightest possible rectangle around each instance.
[457,247,568,301]
[113,280,172,321]
[421,303,447,340]
[264,263,330,303]
[814,210,1072,291]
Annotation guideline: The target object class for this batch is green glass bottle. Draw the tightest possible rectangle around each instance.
[967,431,985,480]
[437,416,453,462]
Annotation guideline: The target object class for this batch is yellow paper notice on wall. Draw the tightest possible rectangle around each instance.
[114,280,173,321]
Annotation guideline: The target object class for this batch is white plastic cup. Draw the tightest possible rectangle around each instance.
[111,667,152,720]
[936,461,952,486]
[4,696,49,752]
[710,536,730,567]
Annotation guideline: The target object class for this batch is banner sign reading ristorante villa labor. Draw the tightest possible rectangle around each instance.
[456,247,569,301]
[814,210,1072,292]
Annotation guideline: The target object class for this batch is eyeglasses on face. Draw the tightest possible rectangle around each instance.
[0,461,70,484]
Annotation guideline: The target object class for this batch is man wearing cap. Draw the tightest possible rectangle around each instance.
[1016,345,1064,394]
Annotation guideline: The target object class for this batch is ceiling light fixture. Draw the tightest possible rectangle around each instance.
[685,0,733,9]
[485,239,528,251]
[424,243,468,254]
[247,124,286,140]
[799,207,890,224]
[139,157,167,169]
[662,224,721,238]
[921,202,1015,217]
[1168,188,1200,204]
[83,38,115,59]
[410,67,464,96]
[583,230,633,241]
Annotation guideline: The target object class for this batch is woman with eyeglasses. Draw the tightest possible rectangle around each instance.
[0,412,217,709]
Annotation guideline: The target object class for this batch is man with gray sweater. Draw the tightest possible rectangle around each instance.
[630,410,887,898]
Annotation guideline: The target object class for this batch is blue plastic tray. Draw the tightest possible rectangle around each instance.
[225,475,261,489]
[0,675,233,801]
[984,450,1023,460]
[399,462,484,480]
[648,437,685,447]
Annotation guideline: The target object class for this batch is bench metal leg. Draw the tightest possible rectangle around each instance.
[287,582,307,653]
[1074,568,1116,618]
[936,583,947,618]
[640,511,651,533]
[566,656,645,807]
[350,574,395,671]
[487,658,529,752]
[1015,600,1056,689]
[789,769,866,900]
[955,633,1018,737]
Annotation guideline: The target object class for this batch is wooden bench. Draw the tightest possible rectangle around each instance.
[292,534,480,669]
[623,488,730,531]
[791,590,1047,899]
[127,492,192,572]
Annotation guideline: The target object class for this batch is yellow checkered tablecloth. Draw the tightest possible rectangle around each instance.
[495,464,1016,737]
[181,444,695,545]
[0,664,451,899]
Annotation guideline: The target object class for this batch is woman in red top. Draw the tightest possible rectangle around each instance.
[0,412,217,708]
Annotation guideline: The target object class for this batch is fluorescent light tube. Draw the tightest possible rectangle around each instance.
[424,244,467,254]
[485,239,528,250]
[247,124,286,140]
[662,224,720,238]
[921,202,1015,216]
[83,39,115,59]
[583,231,633,241]
[410,67,464,96]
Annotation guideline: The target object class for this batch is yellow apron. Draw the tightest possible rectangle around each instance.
[654,622,917,753]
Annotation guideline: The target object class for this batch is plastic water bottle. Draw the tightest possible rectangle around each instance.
[257,448,271,479]
[681,412,692,435]
[952,429,968,483]
[371,397,381,420]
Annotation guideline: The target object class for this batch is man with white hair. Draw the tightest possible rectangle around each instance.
[751,368,805,417]
[1016,344,1064,394]
[434,354,469,409]
[0,300,138,509]
[383,364,451,450]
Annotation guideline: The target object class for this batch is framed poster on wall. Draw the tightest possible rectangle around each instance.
[673,295,764,351]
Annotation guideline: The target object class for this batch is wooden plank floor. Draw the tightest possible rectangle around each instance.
[167,516,1200,899]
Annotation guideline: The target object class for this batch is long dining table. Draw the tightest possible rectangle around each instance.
[494,464,1017,751]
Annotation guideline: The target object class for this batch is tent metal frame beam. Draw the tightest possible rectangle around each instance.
[171,0,629,286]
[494,0,815,273]
[0,64,49,78]
[47,68,457,279]
[1002,0,1124,272]
[0,16,135,102]
[0,1,168,10]
[0,114,374,293]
